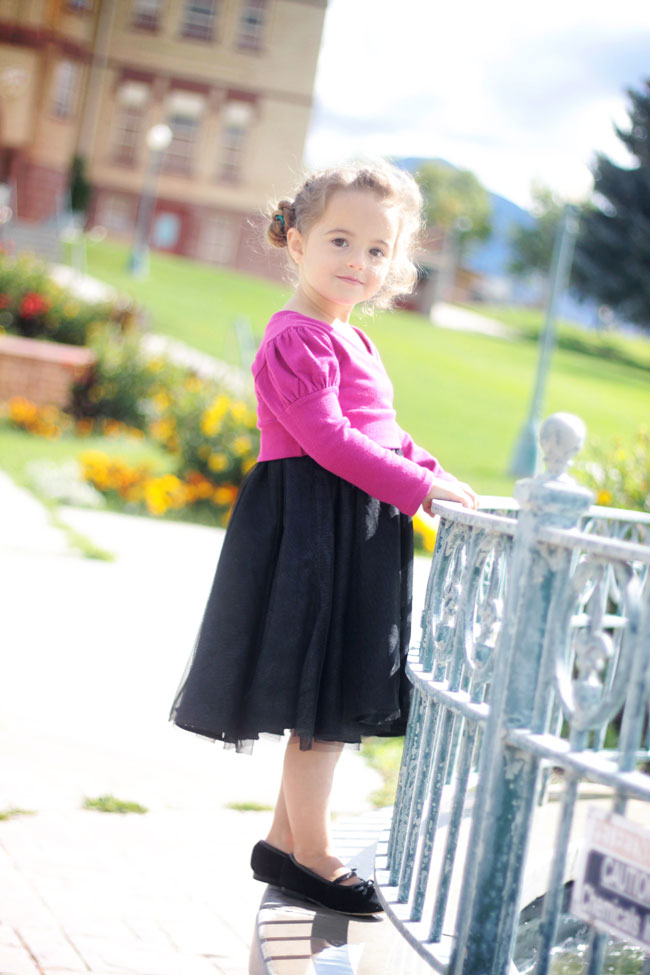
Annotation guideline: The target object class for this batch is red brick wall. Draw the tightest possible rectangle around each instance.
[0,335,96,408]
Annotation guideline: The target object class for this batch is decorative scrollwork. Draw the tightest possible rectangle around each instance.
[554,555,640,732]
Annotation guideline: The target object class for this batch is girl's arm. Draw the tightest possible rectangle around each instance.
[397,427,457,482]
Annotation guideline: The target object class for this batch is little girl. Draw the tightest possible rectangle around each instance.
[170,160,478,915]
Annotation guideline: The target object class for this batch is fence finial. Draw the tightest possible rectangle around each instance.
[538,412,586,482]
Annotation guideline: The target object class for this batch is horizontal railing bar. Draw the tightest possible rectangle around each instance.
[585,504,650,525]
[407,661,490,725]
[538,525,650,563]
[427,500,518,533]
[506,729,650,801]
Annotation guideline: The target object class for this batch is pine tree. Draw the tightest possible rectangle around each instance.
[573,81,650,329]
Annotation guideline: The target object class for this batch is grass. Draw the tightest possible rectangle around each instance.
[84,238,290,367]
[225,800,274,812]
[0,240,627,504]
[0,420,176,556]
[83,794,148,814]
[48,506,114,561]
[0,806,36,821]
[361,737,405,808]
[0,421,173,487]
[79,240,650,496]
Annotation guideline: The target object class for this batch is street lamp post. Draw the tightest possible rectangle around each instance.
[509,203,580,477]
[127,123,172,277]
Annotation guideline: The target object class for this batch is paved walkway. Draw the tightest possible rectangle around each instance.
[0,473,433,975]
[432,301,515,339]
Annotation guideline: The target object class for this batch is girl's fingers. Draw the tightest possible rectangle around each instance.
[423,479,480,513]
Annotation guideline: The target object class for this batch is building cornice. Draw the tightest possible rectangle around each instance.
[110,59,313,108]
[0,21,93,62]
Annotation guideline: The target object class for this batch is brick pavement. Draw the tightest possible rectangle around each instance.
[1,477,405,975]
[0,805,269,974]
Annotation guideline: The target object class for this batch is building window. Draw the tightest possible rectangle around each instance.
[111,82,149,166]
[131,0,163,31]
[163,91,204,176]
[50,61,80,119]
[237,0,266,50]
[198,215,235,264]
[96,194,134,235]
[219,101,252,183]
[180,0,217,41]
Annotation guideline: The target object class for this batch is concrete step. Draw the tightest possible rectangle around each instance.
[251,811,436,975]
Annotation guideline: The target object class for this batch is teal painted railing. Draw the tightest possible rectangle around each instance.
[375,413,650,975]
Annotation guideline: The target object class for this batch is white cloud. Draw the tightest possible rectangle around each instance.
[305,0,650,209]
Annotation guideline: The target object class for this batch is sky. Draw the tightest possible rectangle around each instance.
[304,0,650,211]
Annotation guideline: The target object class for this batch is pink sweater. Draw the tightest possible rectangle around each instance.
[252,310,454,516]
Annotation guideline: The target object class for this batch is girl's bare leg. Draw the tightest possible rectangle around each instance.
[265,735,356,883]
[265,779,293,854]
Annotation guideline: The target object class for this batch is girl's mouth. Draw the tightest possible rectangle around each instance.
[337,276,363,285]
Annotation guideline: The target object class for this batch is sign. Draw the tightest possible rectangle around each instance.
[571,807,650,952]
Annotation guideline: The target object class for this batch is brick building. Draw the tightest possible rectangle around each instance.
[0,0,327,275]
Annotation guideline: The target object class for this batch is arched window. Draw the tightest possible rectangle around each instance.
[219,101,253,183]
[180,0,218,41]
[237,0,266,50]
[164,91,205,176]
[111,82,149,165]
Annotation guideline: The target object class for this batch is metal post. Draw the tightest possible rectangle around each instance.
[509,204,580,477]
[127,124,172,277]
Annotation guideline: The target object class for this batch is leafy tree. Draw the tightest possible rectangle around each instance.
[572,81,650,329]
[415,161,491,250]
[67,154,92,215]
[508,183,565,278]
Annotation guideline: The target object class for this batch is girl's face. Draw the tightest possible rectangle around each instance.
[286,189,400,323]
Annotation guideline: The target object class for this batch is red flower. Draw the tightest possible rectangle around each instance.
[0,293,10,309]
[19,291,49,317]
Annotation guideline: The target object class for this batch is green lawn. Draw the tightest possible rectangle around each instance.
[0,422,173,489]
[69,241,650,496]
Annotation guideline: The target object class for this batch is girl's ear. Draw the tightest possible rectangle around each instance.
[286,227,304,265]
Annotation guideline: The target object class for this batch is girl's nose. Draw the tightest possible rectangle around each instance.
[346,250,364,270]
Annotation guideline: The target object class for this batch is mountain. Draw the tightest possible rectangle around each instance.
[394,156,534,279]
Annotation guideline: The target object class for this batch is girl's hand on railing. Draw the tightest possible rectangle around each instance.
[422,477,479,514]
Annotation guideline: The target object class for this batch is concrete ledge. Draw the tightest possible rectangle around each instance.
[250,811,438,975]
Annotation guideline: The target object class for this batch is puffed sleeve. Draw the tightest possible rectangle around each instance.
[255,327,435,516]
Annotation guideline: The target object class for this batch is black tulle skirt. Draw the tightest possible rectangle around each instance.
[169,455,414,751]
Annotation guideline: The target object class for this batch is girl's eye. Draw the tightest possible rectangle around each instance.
[331,238,347,247]
[370,247,385,258]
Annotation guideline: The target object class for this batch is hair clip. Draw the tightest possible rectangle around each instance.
[274,214,286,232]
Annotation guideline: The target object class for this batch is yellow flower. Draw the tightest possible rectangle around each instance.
[413,513,437,553]
[213,484,238,506]
[152,390,172,412]
[185,376,202,393]
[201,394,231,436]
[242,456,256,474]
[596,489,613,506]
[230,401,249,422]
[208,451,228,472]
[232,435,251,456]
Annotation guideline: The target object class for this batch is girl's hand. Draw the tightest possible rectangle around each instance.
[421,477,479,515]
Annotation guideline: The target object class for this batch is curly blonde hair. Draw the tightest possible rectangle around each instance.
[267,160,423,310]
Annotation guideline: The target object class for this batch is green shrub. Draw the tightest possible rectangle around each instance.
[72,325,158,427]
[575,427,650,512]
[0,253,137,346]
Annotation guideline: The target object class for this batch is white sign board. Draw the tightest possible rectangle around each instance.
[571,807,650,952]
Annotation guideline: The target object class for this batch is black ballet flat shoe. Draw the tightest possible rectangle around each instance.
[279,854,384,916]
[251,840,291,885]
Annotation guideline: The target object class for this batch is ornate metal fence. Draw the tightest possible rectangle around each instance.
[376,414,650,975]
